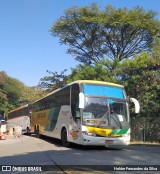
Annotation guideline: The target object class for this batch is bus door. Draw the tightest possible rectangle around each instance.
[69,84,81,141]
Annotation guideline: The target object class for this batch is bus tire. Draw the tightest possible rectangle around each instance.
[26,127,30,135]
[34,125,36,134]
[61,128,70,147]
[35,125,40,138]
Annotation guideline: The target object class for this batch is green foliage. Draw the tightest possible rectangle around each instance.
[39,50,160,119]
[51,3,104,65]
[0,91,8,116]
[38,69,68,91]
[0,71,18,113]
[50,3,160,68]
[67,63,118,83]
[116,52,160,117]
[2,4,159,121]
[38,62,120,91]
[0,71,45,117]
[44,4,160,121]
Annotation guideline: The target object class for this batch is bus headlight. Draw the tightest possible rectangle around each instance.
[82,131,96,136]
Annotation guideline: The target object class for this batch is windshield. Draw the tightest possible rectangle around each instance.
[83,97,129,128]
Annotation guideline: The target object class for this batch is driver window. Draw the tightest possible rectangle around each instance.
[71,84,80,121]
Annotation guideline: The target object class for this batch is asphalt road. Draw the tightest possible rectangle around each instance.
[0,135,160,174]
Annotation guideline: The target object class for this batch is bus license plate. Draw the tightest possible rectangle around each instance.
[105,140,113,145]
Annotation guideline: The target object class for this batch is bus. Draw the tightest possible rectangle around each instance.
[7,104,31,134]
[31,80,140,147]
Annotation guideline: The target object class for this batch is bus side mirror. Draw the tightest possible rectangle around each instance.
[130,98,140,113]
[79,92,84,109]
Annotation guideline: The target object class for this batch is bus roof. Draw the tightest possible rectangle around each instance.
[8,104,28,114]
[71,80,123,88]
[32,80,124,104]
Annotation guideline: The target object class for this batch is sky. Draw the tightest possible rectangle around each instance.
[0,0,160,87]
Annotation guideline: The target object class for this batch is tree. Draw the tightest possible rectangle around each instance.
[38,69,68,91]
[50,3,104,65]
[116,52,160,117]
[38,62,120,92]
[0,71,19,113]
[0,71,45,117]
[68,63,118,83]
[46,3,160,118]
[50,3,160,69]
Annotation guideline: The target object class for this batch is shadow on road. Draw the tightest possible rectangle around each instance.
[0,135,160,174]
[37,134,123,151]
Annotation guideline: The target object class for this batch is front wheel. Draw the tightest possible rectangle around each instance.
[61,128,70,147]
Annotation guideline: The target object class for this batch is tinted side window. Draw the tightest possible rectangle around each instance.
[32,86,70,112]
[71,84,80,120]
[57,86,70,106]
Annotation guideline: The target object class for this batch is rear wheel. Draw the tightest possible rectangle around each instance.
[26,127,30,135]
[35,125,40,138]
[61,128,70,147]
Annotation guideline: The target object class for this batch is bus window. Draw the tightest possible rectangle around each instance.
[71,84,80,121]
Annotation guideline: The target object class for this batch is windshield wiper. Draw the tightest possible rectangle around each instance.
[97,111,109,127]
[110,113,122,129]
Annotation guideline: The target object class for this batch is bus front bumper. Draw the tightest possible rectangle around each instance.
[81,134,130,147]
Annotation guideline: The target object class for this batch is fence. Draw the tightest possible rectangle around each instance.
[131,116,160,143]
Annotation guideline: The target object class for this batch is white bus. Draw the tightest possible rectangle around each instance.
[7,104,31,134]
[31,80,140,147]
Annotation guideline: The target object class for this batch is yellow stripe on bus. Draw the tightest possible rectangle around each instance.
[86,126,112,137]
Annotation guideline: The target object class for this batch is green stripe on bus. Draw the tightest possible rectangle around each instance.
[111,129,121,134]
[45,107,60,131]
[118,128,128,134]
[111,128,128,135]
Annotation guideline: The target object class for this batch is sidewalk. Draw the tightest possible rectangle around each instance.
[0,134,25,145]
[130,141,160,147]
